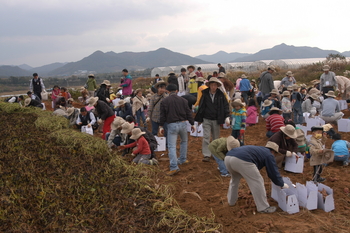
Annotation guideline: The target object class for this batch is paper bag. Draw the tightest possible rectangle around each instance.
[284,153,304,173]
[337,119,350,132]
[155,136,166,152]
[81,126,93,135]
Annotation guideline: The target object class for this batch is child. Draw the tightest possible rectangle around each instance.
[291,85,303,124]
[331,133,350,166]
[208,136,240,177]
[308,126,334,182]
[231,99,246,146]
[261,99,273,118]
[118,128,158,165]
[188,73,198,97]
[265,107,285,138]
[246,99,258,126]
[51,85,60,109]
[281,91,292,120]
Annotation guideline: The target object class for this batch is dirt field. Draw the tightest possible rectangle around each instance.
[43,99,350,233]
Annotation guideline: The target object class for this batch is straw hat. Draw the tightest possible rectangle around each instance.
[206,77,222,87]
[101,80,111,86]
[268,107,282,115]
[117,100,126,107]
[218,72,226,78]
[226,136,240,151]
[282,91,290,97]
[325,91,336,98]
[154,81,166,89]
[310,94,319,100]
[241,74,248,79]
[196,77,205,82]
[120,122,135,134]
[270,89,279,95]
[123,97,131,104]
[24,98,31,107]
[67,107,75,116]
[231,99,245,107]
[187,65,195,70]
[67,98,74,102]
[111,116,126,130]
[265,141,279,153]
[287,86,293,91]
[286,71,293,76]
[323,65,330,71]
[189,72,197,78]
[311,80,320,85]
[80,87,86,91]
[146,93,152,98]
[322,123,333,132]
[88,74,95,77]
[280,125,297,139]
[251,79,256,83]
[130,128,146,140]
[88,97,99,107]
[262,99,273,107]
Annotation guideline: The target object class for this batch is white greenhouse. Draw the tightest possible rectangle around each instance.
[269,58,326,70]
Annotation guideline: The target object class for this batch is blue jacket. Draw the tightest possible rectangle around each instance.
[332,140,350,156]
[226,146,284,187]
[239,78,251,92]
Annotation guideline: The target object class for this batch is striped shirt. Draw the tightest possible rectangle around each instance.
[266,114,285,133]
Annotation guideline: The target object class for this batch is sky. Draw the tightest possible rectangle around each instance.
[1,0,349,67]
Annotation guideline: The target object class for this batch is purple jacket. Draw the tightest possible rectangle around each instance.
[120,75,132,96]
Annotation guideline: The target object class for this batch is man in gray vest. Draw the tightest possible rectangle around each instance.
[29,73,45,100]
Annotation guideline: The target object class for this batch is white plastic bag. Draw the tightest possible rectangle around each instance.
[81,126,93,135]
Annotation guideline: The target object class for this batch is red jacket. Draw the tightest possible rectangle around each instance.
[124,136,151,155]
[266,114,285,133]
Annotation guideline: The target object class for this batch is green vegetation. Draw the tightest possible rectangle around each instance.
[0,102,220,232]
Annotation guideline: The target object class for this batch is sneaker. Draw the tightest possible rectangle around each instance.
[202,157,210,162]
[221,174,231,177]
[343,161,349,166]
[178,160,189,165]
[166,169,180,176]
[258,206,277,213]
[317,177,326,183]
[150,158,159,165]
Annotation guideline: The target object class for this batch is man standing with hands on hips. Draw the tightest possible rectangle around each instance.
[159,84,196,176]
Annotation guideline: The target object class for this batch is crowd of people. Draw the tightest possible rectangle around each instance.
[5,64,350,214]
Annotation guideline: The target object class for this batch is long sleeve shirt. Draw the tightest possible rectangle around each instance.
[148,93,168,123]
[320,71,337,88]
[321,98,340,117]
[259,71,274,95]
[231,108,246,130]
[226,146,284,187]
[194,84,208,106]
[76,112,96,125]
[281,97,292,113]
[265,114,285,133]
[124,136,151,155]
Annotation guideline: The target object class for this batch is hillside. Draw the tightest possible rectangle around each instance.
[195,51,251,63]
[233,43,340,62]
[48,48,209,76]
[0,65,31,77]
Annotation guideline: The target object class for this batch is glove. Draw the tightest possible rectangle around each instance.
[282,183,289,189]
[225,117,230,125]
[146,117,150,123]
[286,151,292,157]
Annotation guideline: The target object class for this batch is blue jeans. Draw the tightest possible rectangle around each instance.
[293,106,303,124]
[136,109,146,127]
[213,155,229,175]
[167,121,188,171]
[241,91,249,105]
[266,131,275,138]
[334,154,349,163]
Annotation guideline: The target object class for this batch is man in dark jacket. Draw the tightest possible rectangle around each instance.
[29,73,45,100]
[259,66,275,99]
[160,84,195,176]
[195,77,230,162]
[224,142,289,213]
[167,72,179,90]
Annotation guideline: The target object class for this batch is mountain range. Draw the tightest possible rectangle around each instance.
[1,44,349,77]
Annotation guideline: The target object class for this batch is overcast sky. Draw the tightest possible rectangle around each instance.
[1,0,349,67]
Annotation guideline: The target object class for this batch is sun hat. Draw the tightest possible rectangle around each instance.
[146,93,152,98]
[88,97,99,107]
[262,99,273,107]
[67,107,75,116]
[270,89,279,95]
[218,72,226,78]
[268,107,282,115]
[231,99,245,107]
[268,65,276,72]
[187,65,195,70]
[265,141,279,153]
[325,91,336,98]
[116,92,121,97]
[24,98,31,107]
[287,86,293,91]
[101,80,111,86]
[67,98,74,102]
[251,79,256,83]
[282,91,290,97]
[286,71,293,76]
[322,123,333,132]
[310,93,319,100]
[206,77,222,87]
[280,125,297,139]
[241,74,248,79]
[292,84,299,90]
[154,81,167,89]
[323,65,330,71]
[189,72,197,78]
[226,136,240,151]
[196,77,205,82]
[88,74,95,77]
[120,122,135,134]
[130,128,146,140]
[111,116,126,130]
[117,100,126,107]
[80,87,86,91]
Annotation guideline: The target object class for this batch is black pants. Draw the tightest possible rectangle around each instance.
[34,91,42,100]
[313,165,323,181]
[322,86,334,98]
